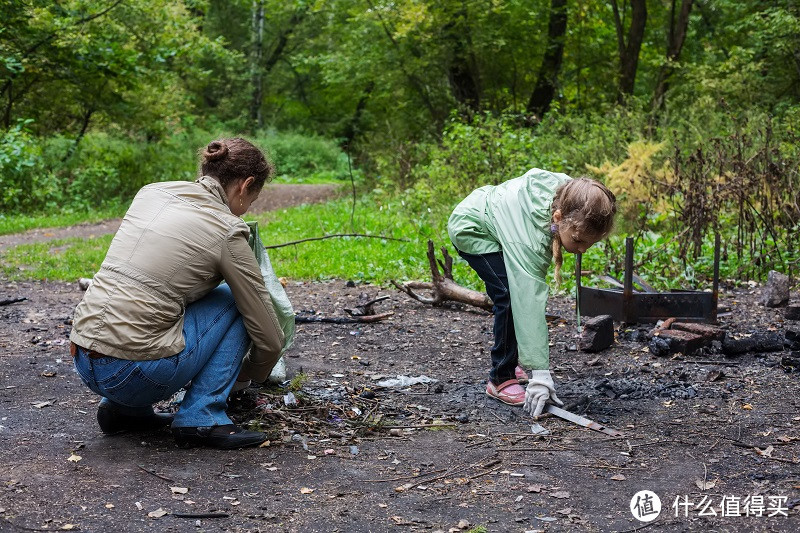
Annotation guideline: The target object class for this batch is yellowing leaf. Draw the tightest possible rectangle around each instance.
[148,508,168,518]
[300,487,314,494]
[742,404,753,410]
[610,474,626,481]
[67,454,82,463]
[695,479,717,490]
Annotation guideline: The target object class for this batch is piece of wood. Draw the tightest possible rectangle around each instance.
[392,240,493,311]
[0,297,26,306]
[295,311,393,324]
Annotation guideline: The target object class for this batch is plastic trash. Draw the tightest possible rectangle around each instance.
[375,375,438,388]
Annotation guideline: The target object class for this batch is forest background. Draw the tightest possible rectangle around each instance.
[1,0,799,291]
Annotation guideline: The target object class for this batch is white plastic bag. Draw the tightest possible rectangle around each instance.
[247,221,295,383]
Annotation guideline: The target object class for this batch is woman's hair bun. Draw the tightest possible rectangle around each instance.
[203,140,229,162]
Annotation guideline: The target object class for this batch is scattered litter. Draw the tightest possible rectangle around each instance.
[148,508,168,518]
[376,375,437,388]
[67,454,81,463]
[349,445,359,456]
[284,392,298,406]
[530,423,550,435]
[170,487,189,494]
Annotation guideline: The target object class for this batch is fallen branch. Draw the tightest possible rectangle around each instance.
[0,297,26,306]
[264,233,408,249]
[295,311,394,324]
[392,240,492,311]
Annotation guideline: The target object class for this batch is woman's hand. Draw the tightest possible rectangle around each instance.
[231,370,252,393]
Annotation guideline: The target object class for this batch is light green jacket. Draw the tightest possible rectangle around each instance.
[447,168,571,370]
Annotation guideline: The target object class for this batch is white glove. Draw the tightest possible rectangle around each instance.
[231,379,251,393]
[523,370,563,417]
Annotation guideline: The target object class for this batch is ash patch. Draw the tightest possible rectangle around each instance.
[559,375,724,401]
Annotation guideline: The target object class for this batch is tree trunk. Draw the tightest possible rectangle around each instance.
[250,0,265,129]
[444,6,480,111]
[611,0,647,101]
[527,0,568,118]
[340,81,375,150]
[653,0,694,111]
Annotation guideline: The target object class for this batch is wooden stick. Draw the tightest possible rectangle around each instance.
[295,312,393,324]
[137,464,174,483]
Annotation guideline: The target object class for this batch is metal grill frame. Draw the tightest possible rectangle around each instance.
[576,235,720,324]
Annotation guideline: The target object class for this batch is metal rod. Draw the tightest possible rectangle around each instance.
[623,237,634,323]
[576,253,582,330]
[712,233,720,322]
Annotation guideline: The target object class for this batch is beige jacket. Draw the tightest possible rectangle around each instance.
[69,176,284,382]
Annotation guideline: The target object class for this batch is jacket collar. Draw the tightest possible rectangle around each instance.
[196,175,229,206]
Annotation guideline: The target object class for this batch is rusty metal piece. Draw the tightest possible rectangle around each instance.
[544,405,623,437]
[577,235,720,324]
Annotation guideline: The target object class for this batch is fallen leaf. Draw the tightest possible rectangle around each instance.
[378,503,388,508]
[556,508,572,515]
[550,491,571,499]
[527,484,544,493]
[61,525,75,530]
[33,401,53,408]
[148,508,168,518]
[105,503,114,509]
[742,404,753,410]
[456,519,470,529]
[40,371,57,377]
[170,487,188,494]
[756,445,774,458]
[300,487,315,494]
[610,474,626,481]
[67,454,81,463]
[695,479,717,490]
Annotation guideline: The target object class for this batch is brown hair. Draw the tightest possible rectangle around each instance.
[200,137,275,193]
[551,177,617,285]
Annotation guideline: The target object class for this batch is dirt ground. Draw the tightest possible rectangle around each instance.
[0,183,798,531]
[1,272,799,532]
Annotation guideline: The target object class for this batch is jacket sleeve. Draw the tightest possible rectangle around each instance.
[501,240,551,370]
[219,224,285,382]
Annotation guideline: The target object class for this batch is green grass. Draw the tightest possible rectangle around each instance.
[0,192,744,292]
[1,234,112,280]
[0,205,127,236]
[248,196,484,287]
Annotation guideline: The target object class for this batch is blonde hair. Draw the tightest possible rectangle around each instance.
[551,177,617,285]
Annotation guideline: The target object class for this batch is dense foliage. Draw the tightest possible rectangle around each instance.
[1,0,799,283]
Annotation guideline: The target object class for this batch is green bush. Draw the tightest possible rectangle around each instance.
[0,127,351,216]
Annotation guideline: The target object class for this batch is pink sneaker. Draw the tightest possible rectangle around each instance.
[515,365,529,384]
[486,379,526,406]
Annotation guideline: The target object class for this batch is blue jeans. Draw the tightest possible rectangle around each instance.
[456,249,518,384]
[73,285,251,428]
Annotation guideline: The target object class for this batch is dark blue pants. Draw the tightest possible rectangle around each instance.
[456,249,518,384]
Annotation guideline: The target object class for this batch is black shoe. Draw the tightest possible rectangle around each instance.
[97,406,174,435]
[172,424,266,449]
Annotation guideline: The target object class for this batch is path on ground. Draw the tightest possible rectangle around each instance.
[0,183,340,252]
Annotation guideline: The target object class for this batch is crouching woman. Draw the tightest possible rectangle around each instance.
[70,138,283,449]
